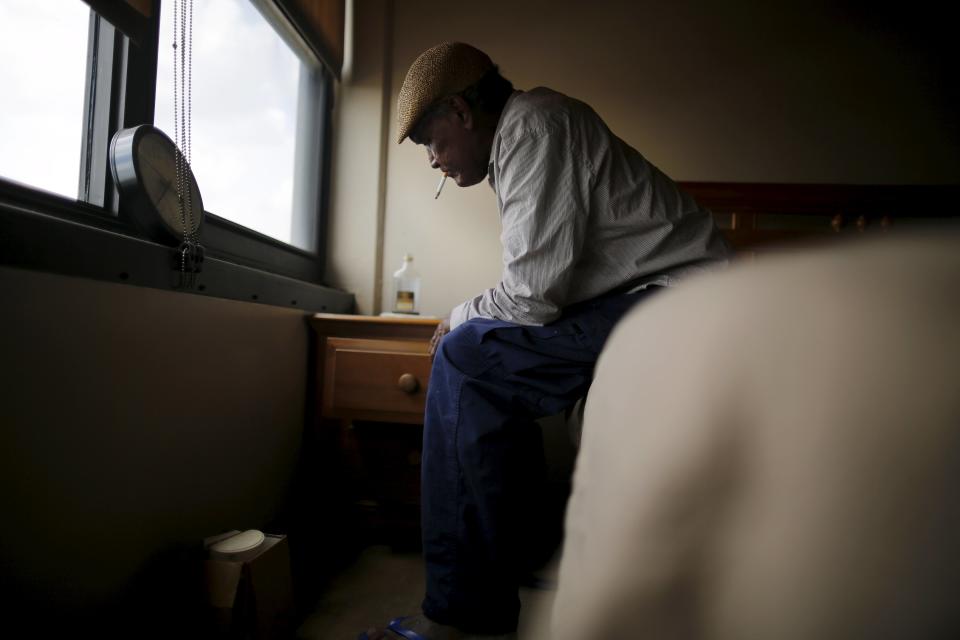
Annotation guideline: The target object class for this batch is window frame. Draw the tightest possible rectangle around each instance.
[0,1,351,313]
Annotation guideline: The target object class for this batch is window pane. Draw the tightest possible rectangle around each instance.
[155,0,304,248]
[0,1,89,199]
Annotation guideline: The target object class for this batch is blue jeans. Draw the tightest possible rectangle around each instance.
[420,287,662,633]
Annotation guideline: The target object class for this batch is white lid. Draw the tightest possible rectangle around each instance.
[210,529,265,555]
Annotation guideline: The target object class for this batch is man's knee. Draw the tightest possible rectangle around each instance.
[434,319,507,377]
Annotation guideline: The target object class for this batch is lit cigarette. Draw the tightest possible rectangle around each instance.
[434,173,448,199]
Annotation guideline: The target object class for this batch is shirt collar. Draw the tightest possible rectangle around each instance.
[487,90,523,189]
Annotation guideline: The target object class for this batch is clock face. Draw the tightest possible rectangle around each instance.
[137,131,203,237]
[110,125,204,241]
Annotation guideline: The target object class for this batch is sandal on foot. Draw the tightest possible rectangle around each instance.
[357,616,429,640]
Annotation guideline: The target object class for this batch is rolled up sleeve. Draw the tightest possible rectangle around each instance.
[450,129,592,329]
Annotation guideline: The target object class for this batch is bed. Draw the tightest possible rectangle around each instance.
[555,180,960,448]
[542,206,960,639]
[681,181,960,253]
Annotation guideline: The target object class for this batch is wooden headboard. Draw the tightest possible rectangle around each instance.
[679,182,960,253]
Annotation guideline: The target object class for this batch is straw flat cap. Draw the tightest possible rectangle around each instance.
[397,42,494,144]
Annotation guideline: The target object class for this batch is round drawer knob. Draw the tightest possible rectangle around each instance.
[397,373,420,394]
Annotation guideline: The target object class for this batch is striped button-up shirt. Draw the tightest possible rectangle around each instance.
[450,88,732,329]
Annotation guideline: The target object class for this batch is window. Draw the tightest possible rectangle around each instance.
[155,0,317,251]
[0,0,348,311]
[0,1,90,199]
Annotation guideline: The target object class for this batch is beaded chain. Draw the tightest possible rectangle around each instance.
[172,0,200,288]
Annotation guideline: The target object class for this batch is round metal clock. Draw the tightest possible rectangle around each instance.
[109,125,204,243]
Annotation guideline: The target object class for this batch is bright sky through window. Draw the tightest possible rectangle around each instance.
[0,1,89,199]
[155,0,301,246]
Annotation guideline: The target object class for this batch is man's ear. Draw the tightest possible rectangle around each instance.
[448,95,474,130]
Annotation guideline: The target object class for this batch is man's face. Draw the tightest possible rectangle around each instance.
[410,97,490,188]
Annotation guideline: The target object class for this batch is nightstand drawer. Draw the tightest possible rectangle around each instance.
[322,337,433,423]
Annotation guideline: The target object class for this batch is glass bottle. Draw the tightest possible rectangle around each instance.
[392,254,421,314]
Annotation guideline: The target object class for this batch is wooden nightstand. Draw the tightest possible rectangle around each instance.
[307,313,440,545]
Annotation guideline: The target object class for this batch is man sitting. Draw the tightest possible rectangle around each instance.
[362,42,731,639]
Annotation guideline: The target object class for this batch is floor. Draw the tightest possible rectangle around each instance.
[296,545,558,640]
[298,414,575,639]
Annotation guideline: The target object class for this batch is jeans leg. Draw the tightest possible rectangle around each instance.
[420,321,542,633]
[420,288,661,632]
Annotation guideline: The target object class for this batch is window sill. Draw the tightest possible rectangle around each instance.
[0,186,354,314]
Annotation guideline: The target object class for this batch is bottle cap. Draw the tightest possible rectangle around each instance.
[404,253,413,261]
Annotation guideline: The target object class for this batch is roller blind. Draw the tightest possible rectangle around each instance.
[81,0,153,44]
[81,0,345,77]
[273,0,345,77]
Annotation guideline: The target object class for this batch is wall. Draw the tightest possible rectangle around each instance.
[0,265,314,631]
[326,0,959,317]
[325,0,391,315]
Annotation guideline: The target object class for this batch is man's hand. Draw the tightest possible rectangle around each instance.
[429,317,451,358]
